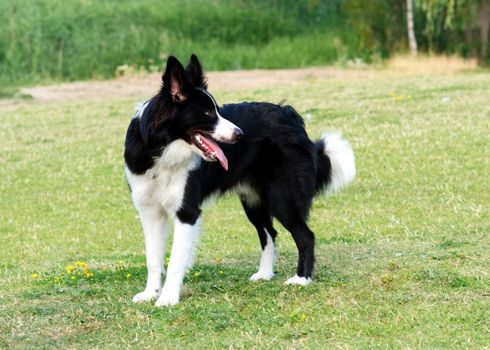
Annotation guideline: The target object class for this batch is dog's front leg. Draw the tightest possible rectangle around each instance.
[155,218,200,306]
[132,206,169,303]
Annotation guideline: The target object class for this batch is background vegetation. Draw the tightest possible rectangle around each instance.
[1,0,488,87]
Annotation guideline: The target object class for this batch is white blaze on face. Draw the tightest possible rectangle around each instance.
[212,116,240,142]
[198,88,241,143]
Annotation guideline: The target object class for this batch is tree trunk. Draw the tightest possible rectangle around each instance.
[407,0,418,56]
[465,0,477,58]
[477,0,490,65]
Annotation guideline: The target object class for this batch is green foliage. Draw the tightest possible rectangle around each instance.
[1,69,489,349]
[0,0,347,86]
[417,0,472,53]
[340,0,407,58]
[0,0,488,87]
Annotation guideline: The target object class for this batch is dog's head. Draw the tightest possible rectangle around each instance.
[153,54,242,171]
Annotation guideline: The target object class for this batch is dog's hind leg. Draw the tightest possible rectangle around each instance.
[279,219,315,286]
[241,201,278,281]
[133,205,169,303]
[266,192,315,286]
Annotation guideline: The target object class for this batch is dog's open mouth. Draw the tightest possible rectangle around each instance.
[192,132,228,171]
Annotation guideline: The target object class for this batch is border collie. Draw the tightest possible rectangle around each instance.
[124,54,355,306]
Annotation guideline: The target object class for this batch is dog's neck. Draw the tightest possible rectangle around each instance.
[155,139,200,170]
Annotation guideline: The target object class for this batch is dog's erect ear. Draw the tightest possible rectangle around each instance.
[162,56,189,103]
[185,54,207,89]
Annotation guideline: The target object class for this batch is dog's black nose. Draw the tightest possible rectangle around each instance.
[234,127,244,139]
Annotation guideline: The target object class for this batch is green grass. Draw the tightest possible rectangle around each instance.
[1,69,489,349]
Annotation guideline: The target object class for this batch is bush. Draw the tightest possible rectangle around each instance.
[0,0,348,86]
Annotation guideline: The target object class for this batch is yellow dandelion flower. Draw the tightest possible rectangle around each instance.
[31,273,39,279]
[66,265,74,274]
[165,257,170,262]
[118,260,124,265]
[301,313,307,321]
[126,273,132,279]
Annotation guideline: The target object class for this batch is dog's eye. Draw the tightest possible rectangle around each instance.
[204,110,214,117]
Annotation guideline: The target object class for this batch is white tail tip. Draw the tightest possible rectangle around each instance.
[322,132,356,194]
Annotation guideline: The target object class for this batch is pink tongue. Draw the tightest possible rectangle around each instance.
[199,134,228,171]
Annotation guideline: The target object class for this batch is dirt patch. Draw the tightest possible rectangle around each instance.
[14,67,372,104]
[3,57,475,107]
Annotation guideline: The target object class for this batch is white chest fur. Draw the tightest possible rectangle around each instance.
[126,140,200,216]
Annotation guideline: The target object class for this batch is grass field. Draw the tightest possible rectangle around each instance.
[1,66,489,349]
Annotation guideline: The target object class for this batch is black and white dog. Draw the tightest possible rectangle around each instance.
[124,54,355,306]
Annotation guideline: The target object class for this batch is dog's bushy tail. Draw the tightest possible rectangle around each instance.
[315,132,356,196]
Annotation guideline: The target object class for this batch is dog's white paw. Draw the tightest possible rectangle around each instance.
[285,275,312,286]
[249,271,274,282]
[154,289,180,307]
[132,289,161,303]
